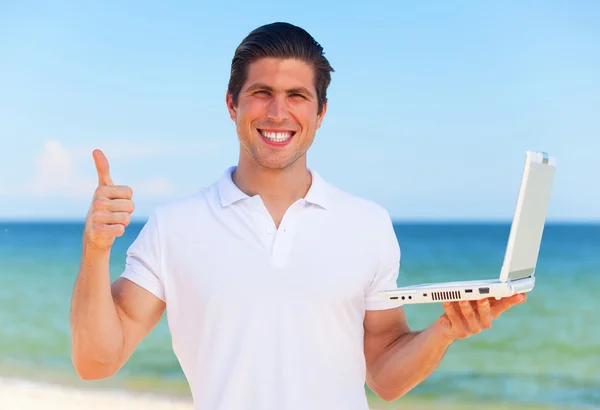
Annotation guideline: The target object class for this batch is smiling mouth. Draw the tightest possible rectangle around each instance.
[258,129,296,143]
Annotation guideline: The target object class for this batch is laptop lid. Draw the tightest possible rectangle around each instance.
[499,151,556,282]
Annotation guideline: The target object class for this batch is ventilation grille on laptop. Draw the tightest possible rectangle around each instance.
[432,291,461,301]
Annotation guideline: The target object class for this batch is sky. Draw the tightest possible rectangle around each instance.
[1,0,599,222]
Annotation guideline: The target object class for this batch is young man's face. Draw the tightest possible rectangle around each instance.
[226,57,327,171]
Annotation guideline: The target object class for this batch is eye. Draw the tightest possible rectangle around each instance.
[254,90,270,96]
[290,93,305,99]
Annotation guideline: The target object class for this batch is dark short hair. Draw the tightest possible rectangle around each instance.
[227,22,334,115]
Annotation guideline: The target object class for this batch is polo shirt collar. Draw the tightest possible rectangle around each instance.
[217,166,333,210]
[303,168,332,210]
[217,166,249,207]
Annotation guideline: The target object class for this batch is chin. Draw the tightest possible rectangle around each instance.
[256,159,293,170]
[253,154,303,171]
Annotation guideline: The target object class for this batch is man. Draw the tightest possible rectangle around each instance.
[70,22,525,410]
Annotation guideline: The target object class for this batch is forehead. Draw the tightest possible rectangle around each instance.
[244,57,315,91]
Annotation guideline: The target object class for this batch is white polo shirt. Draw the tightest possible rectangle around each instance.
[120,166,401,410]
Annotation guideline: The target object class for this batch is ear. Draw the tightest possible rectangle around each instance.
[316,102,328,130]
[225,91,237,122]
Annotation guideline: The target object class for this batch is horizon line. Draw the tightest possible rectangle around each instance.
[0,218,598,225]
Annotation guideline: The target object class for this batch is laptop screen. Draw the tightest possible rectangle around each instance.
[501,152,556,282]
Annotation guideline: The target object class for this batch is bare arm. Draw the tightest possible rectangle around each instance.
[363,307,452,401]
[70,149,165,380]
[70,247,165,380]
[364,295,526,401]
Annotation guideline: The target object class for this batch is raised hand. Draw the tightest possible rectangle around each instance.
[84,149,135,251]
[434,294,527,343]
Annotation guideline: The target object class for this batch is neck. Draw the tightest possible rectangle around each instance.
[232,156,312,209]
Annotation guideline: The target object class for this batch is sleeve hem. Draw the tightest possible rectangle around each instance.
[120,269,166,302]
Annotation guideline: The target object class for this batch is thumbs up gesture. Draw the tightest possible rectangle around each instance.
[84,149,135,251]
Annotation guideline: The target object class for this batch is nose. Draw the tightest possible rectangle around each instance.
[266,94,288,122]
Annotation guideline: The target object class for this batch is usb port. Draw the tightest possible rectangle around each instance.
[390,296,398,300]
[465,289,473,293]
[479,287,490,294]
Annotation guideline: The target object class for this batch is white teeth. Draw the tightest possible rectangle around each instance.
[261,130,293,142]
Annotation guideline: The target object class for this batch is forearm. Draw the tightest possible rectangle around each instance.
[368,324,453,401]
[70,242,124,375]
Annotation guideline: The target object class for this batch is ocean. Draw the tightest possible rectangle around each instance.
[0,221,598,409]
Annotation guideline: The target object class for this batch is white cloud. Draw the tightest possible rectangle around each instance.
[24,140,178,199]
[26,140,96,198]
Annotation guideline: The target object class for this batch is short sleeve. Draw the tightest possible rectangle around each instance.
[120,210,165,302]
[364,209,401,310]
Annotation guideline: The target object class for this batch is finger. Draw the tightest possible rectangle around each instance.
[459,301,481,334]
[92,211,132,226]
[92,223,125,238]
[92,198,135,213]
[514,293,527,304]
[489,294,523,319]
[491,293,526,307]
[443,302,468,338]
[95,185,133,200]
[93,149,114,187]
[489,299,507,319]
[477,298,493,329]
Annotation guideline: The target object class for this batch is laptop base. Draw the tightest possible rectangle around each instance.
[378,277,535,305]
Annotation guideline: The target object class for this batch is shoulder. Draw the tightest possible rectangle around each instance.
[325,182,401,263]
[146,182,219,226]
[326,182,394,230]
[319,178,398,255]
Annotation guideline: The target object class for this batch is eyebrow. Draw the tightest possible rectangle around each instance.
[244,83,315,99]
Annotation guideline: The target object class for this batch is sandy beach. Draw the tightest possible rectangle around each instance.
[0,377,580,410]
[0,378,193,410]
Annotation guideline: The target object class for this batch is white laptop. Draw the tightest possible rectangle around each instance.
[378,151,556,305]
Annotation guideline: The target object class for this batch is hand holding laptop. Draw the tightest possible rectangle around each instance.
[432,293,527,344]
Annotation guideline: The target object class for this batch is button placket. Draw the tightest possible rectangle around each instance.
[249,196,277,250]
[270,202,301,268]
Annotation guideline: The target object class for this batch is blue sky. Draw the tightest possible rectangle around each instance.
[1,1,598,221]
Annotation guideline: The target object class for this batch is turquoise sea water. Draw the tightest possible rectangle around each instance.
[0,221,598,409]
